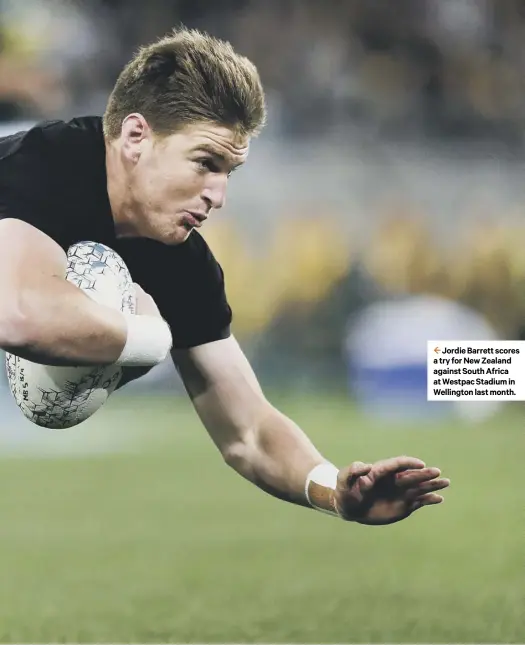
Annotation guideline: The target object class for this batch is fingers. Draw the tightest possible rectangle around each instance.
[406,477,450,499]
[370,456,426,479]
[338,458,449,503]
[395,467,442,488]
[339,458,439,487]
[410,492,445,511]
[423,477,450,492]
[419,492,445,504]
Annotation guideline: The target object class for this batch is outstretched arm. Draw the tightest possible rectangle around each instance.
[172,336,449,525]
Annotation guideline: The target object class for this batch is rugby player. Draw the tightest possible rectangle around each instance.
[0,28,449,524]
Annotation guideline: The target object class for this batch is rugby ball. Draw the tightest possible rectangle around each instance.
[5,241,135,429]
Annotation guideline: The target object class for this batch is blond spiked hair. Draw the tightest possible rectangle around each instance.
[103,27,266,140]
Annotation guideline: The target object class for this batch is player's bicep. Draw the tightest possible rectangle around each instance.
[0,218,66,319]
[172,336,271,455]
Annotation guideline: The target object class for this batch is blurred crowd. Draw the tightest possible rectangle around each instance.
[2,0,525,145]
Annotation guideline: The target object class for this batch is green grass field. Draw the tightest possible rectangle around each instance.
[0,393,522,643]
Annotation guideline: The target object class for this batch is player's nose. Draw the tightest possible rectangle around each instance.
[202,175,228,210]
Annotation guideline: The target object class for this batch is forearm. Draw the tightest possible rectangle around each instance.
[1,278,127,366]
[174,337,339,513]
[224,405,335,510]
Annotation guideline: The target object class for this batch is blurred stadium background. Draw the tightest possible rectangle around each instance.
[0,1,523,642]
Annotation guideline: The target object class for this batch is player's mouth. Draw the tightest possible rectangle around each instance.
[182,211,207,229]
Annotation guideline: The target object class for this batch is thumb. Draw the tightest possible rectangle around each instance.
[338,461,373,489]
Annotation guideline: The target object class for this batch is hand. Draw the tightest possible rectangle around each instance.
[134,283,163,318]
[333,456,450,525]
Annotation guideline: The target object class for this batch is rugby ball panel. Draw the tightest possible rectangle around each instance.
[5,241,135,429]
[5,355,123,429]
[66,241,136,312]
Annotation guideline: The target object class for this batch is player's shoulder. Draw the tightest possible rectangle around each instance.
[185,231,225,284]
[114,231,231,349]
[181,229,219,262]
[117,231,225,310]
[169,230,222,276]
[0,117,109,247]
[0,116,103,164]
[117,230,222,278]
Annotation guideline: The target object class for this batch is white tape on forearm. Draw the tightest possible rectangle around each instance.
[116,313,173,367]
[305,462,340,516]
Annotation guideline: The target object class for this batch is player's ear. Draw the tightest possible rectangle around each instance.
[120,114,150,162]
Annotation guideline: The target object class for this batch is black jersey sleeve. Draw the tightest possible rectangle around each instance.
[113,233,233,349]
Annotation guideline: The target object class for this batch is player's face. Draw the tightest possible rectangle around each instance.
[117,115,250,244]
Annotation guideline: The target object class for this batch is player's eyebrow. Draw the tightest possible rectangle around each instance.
[192,144,244,169]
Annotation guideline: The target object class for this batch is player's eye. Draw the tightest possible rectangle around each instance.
[195,157,220,173]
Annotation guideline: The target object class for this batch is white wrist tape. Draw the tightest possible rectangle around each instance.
[305,462,340,517]
[116,313,173,367]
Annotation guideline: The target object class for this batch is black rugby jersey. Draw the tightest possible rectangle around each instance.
[0,116,232,349]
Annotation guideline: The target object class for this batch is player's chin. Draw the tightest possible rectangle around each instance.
[151,223,193,245]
